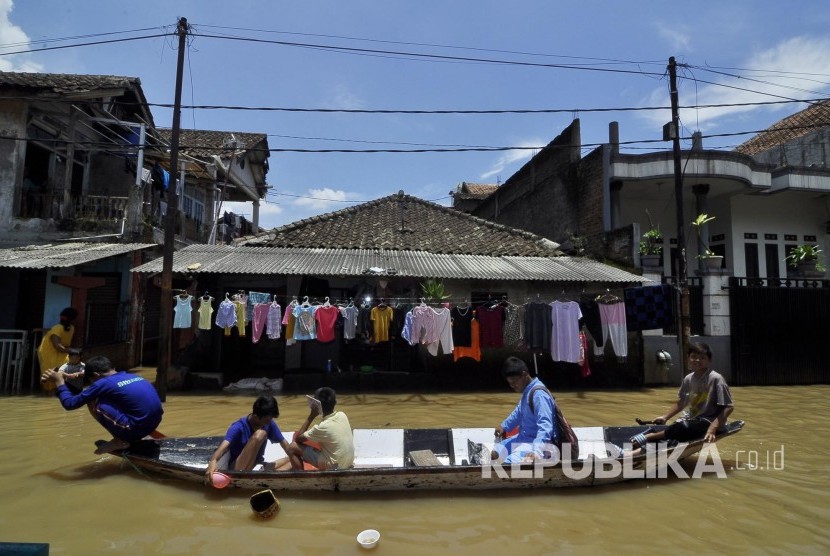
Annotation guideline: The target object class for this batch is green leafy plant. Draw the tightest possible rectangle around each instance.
[420,279,450,301]
[638,209,663,256]
[639,228,663,256]
[691,213,717,258]
[786,244,824,271]
[569,233,587,256]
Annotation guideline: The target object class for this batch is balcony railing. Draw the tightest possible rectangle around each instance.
[18,191,129,233]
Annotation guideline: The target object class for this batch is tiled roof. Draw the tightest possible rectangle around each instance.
[130,244,647,283]
[155,129,268,158]
[0,71,141,95]
[736,99,830,156]
[0,242,154,269]
[235,193,561,256]
[458,182,498,197]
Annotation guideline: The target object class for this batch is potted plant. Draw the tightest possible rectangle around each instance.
[786,245,825,278]
[638,210,663,268]
[639,228,663,267]
[420,279,450,303]
[691,213,722,270]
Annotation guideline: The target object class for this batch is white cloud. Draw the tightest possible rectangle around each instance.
[479,140,542,180]
[657,25,692,52]
[0,0,42,72]
[324,84,365,110]
[293,187,350,210]
[641,36,830,132]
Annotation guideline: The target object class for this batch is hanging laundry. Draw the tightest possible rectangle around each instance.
[246,291,270,322]
[410,304,437,345]
[215,296,237,334]
[251,303,270,344]
[597,300,628,360]
[197,296,214,330]
[233,296,247,337]
[173,294,193,329]
[357,306,373,340]
[502,304,523,348]
[623,284,674,331]
[283,300,298,346]
[453,314,482,362]
[477,304,505,348]
[339,304,359,340]
[370,304,394,343]
[550,300,583,363]
[315,304,340,343]
[426,307,453,356]
[578,332,591,378]
[401,311,415,346]
[292,303,317,340]
[450,305,474,347]
[523,301,552,352]
[266,301,282,340]
[578,297,604,350]
[390,303,410,338]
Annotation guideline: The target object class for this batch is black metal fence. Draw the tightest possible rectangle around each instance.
[729,276,830,385]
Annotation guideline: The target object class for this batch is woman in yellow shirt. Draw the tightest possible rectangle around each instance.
[38,307,78,392]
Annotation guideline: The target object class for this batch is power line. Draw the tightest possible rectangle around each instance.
[166,95,823,114]
[0,33,170,57]
[191,32,669,77]
[686,65,829,98]
[0,26,169,50]
[7,119,827,154]
[192,23,667,68]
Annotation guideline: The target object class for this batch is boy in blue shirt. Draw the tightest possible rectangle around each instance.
[205,396,300,483]
[41,355,163,454]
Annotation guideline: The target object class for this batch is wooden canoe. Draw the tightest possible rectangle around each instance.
[115,421,744,491]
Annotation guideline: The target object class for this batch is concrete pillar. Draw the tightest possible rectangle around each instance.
[252,199,260,232]
[701,273,730,336]
[609,121,619,156]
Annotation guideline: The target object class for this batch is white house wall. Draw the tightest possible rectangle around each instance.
[729,193,828,278]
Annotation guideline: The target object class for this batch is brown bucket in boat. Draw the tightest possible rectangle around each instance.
[250,489,280,519]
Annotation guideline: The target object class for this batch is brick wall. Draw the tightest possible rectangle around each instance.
[471,120,583,245]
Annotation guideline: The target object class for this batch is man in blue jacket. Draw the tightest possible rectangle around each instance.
[492,356,558,464]
[41,355,163,454]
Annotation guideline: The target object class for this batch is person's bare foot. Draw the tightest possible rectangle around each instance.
[94,438,131,455]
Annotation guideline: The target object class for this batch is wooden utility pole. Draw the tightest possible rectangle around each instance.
[156,17,189,401]
[668,56,690,375]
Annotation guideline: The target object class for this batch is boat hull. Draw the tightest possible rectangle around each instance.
[119,421,744,492]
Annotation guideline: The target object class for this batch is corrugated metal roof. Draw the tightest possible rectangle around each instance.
[130,244,647,283]
[0,243,155,269]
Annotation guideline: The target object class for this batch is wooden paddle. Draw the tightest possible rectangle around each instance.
[635,418,658,425]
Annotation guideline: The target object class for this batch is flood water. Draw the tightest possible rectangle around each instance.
[1,384,828,555]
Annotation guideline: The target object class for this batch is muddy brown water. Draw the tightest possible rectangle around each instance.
[1,385,827,554]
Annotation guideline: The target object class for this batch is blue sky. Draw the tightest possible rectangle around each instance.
[2,0,829,228]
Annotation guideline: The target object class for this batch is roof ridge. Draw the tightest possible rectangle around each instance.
[0,70,139,82]
[234,192,560,254]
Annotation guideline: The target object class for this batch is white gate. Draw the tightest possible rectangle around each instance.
[0,330,28,394]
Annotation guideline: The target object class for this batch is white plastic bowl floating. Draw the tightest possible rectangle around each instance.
[356,529,380,549]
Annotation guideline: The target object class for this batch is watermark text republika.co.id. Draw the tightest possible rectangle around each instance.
[481,442,785,480]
